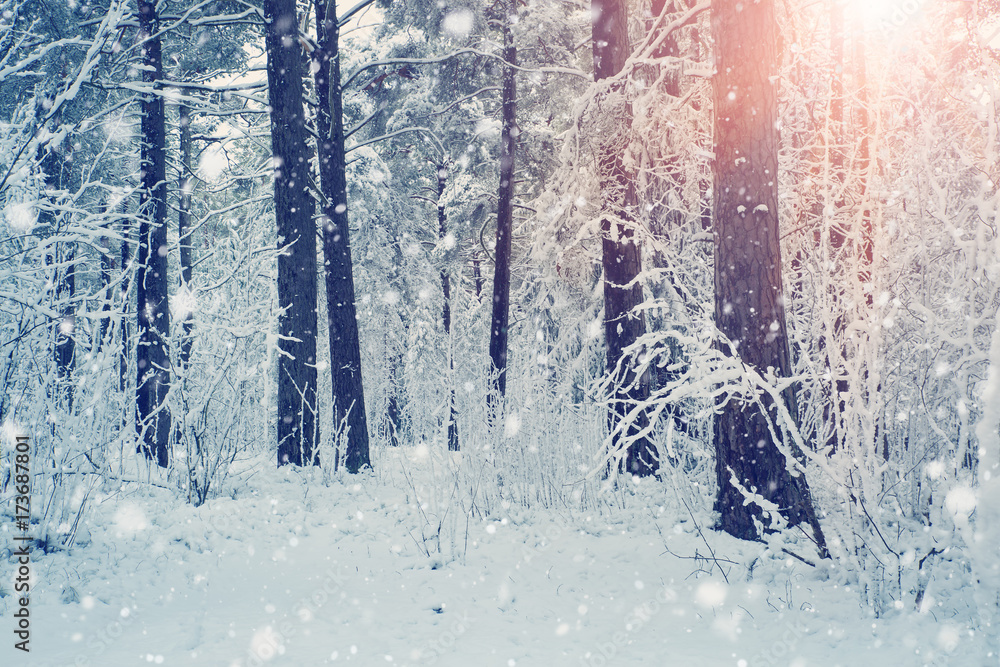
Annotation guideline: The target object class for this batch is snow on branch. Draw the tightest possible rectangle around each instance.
[342,49,587,92]
[347,126,446,157]
[338,0,379,27]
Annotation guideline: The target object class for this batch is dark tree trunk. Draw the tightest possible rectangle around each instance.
[313,0,370,472]
[472,253,483,300]
[437,166,459,451]
[39,145,76,411]
[54,248,75,411]
[487,0,517,412]
[645,0,687,435]
[711,0,825,549]
[385,336,403,448]
[591,0,657,477]
[136,0,170,468]
[266,0,320,467]
[99,204,114,349]
[649,0,681,96]
[178,102,194,367]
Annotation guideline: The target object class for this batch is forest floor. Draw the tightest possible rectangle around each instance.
[1,445,991,667]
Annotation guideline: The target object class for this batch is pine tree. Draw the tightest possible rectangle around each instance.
[136,0,171,468]
[266,0,321,466]
[710,0,825,548]
[313,0,371,472]
[487,0,518,413]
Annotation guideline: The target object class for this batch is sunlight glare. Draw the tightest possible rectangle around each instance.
[198,140,229,180]
[851,0,930,36]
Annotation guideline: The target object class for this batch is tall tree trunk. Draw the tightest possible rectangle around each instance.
[178,102,194,367]
[645,0,687,434]
[266,0,320,467]
[437,166,459,451]
[313,0,370,472]
[591,0,657,477]
[54,248,75,412]
[40,145,75,411]
[488,0,517,412]
[472,253,483,300]
[711,0,825,549]
[136,0,170,468]
[99,203,114,350]
[385,330,403,448]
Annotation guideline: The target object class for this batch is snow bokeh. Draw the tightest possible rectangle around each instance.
[944,486,976,523]
[441,9,474,38]
[5,202,36,233]
[113,503,149,534]
[171,285,199,321]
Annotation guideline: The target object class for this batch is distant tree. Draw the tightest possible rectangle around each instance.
[436,161,459,451]
[710,0,825,547]
[487,0,517,412]
[341,3,508,452]
[265,0,320,466]
[36,137,76,411]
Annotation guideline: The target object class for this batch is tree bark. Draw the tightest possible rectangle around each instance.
[592,0,658,476]
[488,0,517,413]
[313,0,370,472]
[136,0,170,468]
[266,0,320,467]
[711,0,825,548]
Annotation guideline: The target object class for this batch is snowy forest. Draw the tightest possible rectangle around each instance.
[2,0,1000,664]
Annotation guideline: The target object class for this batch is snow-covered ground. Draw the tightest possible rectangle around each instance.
[2,446,993,667]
